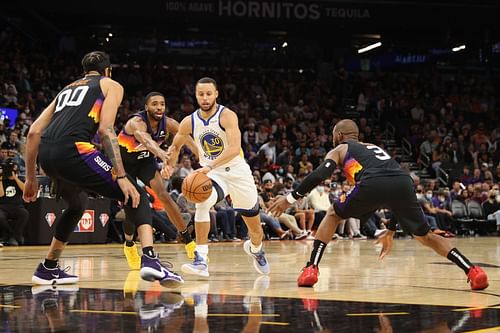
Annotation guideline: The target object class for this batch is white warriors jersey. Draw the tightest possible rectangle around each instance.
[191,104,244,168]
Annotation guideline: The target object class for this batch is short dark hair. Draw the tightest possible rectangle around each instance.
[81,51,111,75]
[196,77,218,90]
[145,91,164,104]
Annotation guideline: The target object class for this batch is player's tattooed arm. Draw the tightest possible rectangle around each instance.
[101,125,126,177]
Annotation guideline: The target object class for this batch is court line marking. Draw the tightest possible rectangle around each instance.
[462,327,500,333]
[453,306,500,311]
[347,312,409,316]
[260,321,290,326]
[207,314,279,317]
[70,309,136,315]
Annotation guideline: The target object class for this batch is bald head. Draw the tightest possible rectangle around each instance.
[333,119,359,145]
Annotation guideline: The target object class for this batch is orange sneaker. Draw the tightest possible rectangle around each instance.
[467,266,489,290]
[297,265,319,287]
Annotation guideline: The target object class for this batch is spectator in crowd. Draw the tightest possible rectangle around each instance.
[176,154,194,178]
[0,159,28,245]
[482,189,500,234]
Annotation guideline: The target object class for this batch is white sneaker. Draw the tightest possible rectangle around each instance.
[243,240,270,274]
[181,251,209,278]
[294,230,308,240]
[374,229,387,238]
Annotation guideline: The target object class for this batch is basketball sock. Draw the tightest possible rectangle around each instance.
[307,240,327,267]
[44,259,58,269]
[196,244,209,260]
[250,241,262,253]
[125,240,134,247]
[447,248,473,274]
[142,246,156,258]
[179,229,192,244]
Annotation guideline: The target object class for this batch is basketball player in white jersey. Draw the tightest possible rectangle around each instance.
[166,77,269,277]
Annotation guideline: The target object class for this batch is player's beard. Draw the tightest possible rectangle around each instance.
[199,101,216,113]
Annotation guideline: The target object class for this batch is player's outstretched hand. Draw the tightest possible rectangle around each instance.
[23,176,39,202]
[117,177,140,208]
[267,195,291,217]
[375,230,395,260]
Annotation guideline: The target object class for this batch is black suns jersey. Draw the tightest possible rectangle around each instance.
[42,75,105,142]
[340,139,406,184]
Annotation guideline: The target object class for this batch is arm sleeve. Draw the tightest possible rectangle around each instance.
[290,159,337,200]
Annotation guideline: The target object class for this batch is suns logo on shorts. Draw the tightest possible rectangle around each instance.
[339,193,347,203]
[199,130,224,160]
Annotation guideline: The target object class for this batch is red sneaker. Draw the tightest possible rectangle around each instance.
[467,266,489,290]
[297,265,319,287]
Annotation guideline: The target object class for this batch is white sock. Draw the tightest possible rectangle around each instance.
[250,242,262,253]
[196,244,209,260]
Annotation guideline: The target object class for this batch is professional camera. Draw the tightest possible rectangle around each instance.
[1,158,16,177]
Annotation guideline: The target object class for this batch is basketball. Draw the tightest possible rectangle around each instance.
[182,172,213,203]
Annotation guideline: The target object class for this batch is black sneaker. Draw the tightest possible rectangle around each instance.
[32,263,79,285]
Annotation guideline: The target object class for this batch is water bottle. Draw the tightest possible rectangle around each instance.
[44,185,50,197]
[37,185,43,198]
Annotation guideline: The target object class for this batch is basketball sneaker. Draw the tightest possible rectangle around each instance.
[32,263,79,285]
[140,254,184,288]
[467,266,489,290]
[243,240,270,274]
[181,251,209,278]
[297,264,319,287]
[124,241,141,270]
[185,240,196,259]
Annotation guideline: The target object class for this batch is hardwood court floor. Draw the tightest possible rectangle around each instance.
[0,237,499,332]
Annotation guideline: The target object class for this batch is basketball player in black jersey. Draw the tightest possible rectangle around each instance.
[118,91,197,269]
[23,51,183,287]
[268,119,488,290]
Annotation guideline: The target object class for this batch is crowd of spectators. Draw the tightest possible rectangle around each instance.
[1,22,500,245]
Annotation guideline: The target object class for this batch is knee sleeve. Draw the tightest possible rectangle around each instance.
[124,189,152,227]
[55,192,88,242]
[194,187,219,222]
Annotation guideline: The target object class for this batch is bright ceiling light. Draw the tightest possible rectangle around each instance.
[357,42,382,54]
[452,45,466,52]
[282,41,288,48]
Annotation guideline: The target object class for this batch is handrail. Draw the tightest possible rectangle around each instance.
[384,122,396,141]
[437,166,449,187]
[420,152,430,169]
[402,137,412,157]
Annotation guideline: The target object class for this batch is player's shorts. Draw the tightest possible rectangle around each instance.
[333,175,430,236]
[194,162,258,221]
[40,140,130,201]
[39,139,152,227]
[121,148,159,185]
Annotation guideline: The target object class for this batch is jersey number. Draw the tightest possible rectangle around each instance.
[137,151,150,160]
[55,86,89,112]
[366,145,391,160]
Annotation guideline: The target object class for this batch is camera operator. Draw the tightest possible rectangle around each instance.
[0,158,28,246]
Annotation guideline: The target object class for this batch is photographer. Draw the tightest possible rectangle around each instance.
[0,158,29,246]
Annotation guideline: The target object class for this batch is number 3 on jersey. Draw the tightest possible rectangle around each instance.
[366,145,391,160]
[55,86,89,112]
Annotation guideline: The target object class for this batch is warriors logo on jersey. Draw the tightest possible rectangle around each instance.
[199,129,224,160]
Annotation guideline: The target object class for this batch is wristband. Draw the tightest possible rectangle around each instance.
[286,193,297,204]
[116,175,127,180]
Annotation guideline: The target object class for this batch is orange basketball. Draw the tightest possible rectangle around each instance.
[182,172,213,203]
